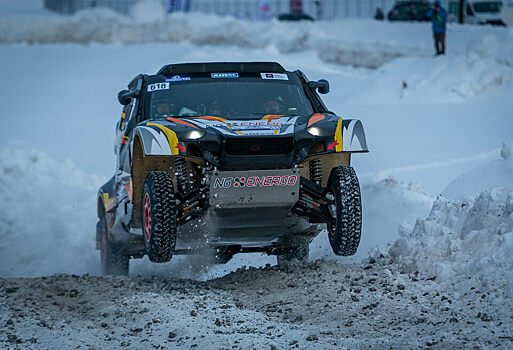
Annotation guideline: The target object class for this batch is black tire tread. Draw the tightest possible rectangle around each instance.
[328,166,362,256]
[99,216,129,276]
[143,171,177,263]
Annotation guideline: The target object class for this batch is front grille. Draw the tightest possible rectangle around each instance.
[225,137,293,155]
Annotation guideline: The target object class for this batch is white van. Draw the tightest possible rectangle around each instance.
[501,0,513,25]
[444,0,505,25]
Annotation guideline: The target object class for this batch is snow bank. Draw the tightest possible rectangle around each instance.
[0,150,103,277]
[2,9,513,68]
[371,187,513,298]
[340,54,513,103]
[130,0,165,23]
[310,176,433,261]
[443,142,513,199]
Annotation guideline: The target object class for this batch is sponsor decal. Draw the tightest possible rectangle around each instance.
[147,82,170,92]
[213,175,298,189]
[213,121,293,128]
[211,72,239,79]
[186,116,297,137]
[165,75,191,82]
[212,120,293,136]
[260,73,289,81]
[175,143,186,153]
[327,140,339,151]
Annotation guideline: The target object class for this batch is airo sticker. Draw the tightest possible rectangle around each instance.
[211,73,239,79]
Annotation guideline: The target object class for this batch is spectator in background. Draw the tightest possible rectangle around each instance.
[315,0,322,20]
[426,1,447,55]
[374,7,384,20]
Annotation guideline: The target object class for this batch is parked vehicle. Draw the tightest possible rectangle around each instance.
[388,1,431,21]
[277,12,315,21]
[96,62,368,275]
[501,0,513,26]
[445,0,505,25]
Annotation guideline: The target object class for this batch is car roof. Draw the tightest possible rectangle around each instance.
[156,62,286,76]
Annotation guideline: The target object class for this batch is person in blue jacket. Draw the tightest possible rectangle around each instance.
[426,1,448,55]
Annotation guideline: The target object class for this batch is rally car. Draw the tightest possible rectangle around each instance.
[96,62,368,275]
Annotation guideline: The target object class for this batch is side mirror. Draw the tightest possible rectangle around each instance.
[308,79,330,94]
[317,79,329,94]
[118,89,139,105]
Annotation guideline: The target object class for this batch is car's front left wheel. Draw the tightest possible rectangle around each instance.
[142,171,177,263]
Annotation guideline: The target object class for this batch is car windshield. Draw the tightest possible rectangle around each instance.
[146,76,314,120]
[473,1,502,13]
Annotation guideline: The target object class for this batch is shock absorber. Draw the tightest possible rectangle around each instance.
[309,158,322,185]
[174,157,187,191]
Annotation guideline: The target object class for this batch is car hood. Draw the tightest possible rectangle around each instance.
[177,115,300,137]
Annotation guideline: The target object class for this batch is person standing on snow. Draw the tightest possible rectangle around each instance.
[427,1,448,55]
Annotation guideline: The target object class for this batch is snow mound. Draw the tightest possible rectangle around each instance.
[2,11,513,69]
[343,54,513,103]
[317,41,405,69]
[311,176,433,261]
[372,187,513,297]
[0,150,103,277]
[443,142,513,200]
[130,0,165,23]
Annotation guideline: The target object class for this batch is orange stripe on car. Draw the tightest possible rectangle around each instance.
[262,114,285,123]
[307,113,325,127]
[189,116,228,123]
[167,117,199,129]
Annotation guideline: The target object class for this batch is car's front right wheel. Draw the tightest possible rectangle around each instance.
[142,171,177,263]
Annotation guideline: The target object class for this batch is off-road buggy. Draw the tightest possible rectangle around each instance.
[96,62,368,275]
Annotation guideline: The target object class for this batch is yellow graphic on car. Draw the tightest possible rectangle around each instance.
[146,123,181,155]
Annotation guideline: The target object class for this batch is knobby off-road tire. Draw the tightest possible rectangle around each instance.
[276,242,310,265]
[98,215,129,276]
[142,171,177,263]
[327,166,362,256]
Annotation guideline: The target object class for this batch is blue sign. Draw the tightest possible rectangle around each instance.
[166,0,190,13]
[211,73,239,79]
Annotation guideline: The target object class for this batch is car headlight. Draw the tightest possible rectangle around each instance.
[306,126,333,137]
[182,130,206,140]
[307,126,322,136]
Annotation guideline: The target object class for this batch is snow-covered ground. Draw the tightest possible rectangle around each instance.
[1,2,513,348]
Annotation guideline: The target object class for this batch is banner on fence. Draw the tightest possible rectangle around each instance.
[290,0,303,13]
[166,0,191,13]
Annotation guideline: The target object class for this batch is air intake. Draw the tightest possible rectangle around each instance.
[157,62,286,76]
[225,137,293,156]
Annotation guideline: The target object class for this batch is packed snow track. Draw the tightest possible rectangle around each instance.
[1,258,512,349]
